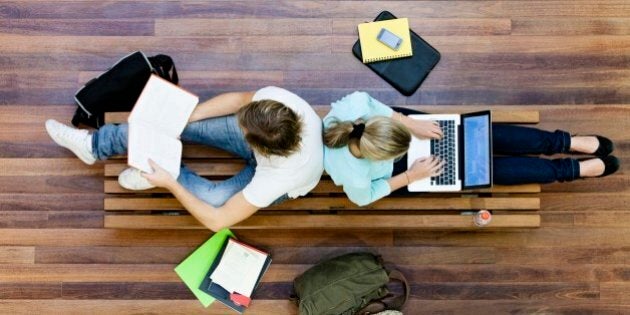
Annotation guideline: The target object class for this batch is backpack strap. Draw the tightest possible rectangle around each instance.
[382,270,410,310]
[355,270,410,315]
[149,54,179,84]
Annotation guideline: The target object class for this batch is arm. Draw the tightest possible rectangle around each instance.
[343,178,391,207]
[169,184,258,231]
[391,156,444,191]
[189,91,255,122]
[387,172,411,192]
[356,92,441,139]
[143,160,258,231]
[392,111,443,139]
[343,157,443,206]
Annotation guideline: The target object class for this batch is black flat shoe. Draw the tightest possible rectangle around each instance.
[593,135,614,157]
[572,135,614,157]
[598,155,620,177]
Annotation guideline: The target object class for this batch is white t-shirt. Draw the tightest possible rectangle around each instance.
[241,87,324,208]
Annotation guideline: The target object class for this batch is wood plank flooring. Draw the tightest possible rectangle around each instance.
[0,1,629,314]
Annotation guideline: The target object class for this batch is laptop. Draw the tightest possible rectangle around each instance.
[407,111,493,192]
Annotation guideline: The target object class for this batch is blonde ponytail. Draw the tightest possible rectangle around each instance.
[324,116,411,161]
[360,116,410,160]
[324,119,357,148]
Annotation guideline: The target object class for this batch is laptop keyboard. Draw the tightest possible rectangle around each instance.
[430,120,457,186]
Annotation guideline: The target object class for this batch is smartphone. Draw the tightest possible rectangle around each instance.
[376,28,403,50]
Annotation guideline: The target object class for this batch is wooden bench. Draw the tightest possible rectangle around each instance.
[103,107,541,230]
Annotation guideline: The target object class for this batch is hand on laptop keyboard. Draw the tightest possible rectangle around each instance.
[407,156,445,183]
[406,118,443,140]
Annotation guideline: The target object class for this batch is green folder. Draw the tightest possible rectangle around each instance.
[174,228,234,307]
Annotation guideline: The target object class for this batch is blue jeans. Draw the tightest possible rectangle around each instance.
[92,115,288,207]
[391,107,580,185]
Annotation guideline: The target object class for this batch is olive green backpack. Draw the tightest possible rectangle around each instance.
[292,252,409,315]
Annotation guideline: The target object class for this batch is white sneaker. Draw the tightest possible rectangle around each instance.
[118,168,155,190]
[45,119,96,165]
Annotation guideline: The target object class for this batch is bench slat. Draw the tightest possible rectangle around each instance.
[104,179,540,194]
[104,214,541,229]
[105,161,245,177]
[104,196,540,211]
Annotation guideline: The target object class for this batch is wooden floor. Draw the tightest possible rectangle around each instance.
[0,1,629,314]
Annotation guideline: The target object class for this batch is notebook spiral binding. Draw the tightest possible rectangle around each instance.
[365,52,413,63]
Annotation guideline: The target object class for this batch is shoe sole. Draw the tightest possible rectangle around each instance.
[118,169,156,190]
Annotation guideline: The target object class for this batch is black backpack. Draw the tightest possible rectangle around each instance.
[72,51,178,128]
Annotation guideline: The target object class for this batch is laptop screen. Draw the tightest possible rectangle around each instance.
[462,112,492,188]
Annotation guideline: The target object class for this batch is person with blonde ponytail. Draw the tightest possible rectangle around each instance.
[324,92,619,207]
[323,91,446,206]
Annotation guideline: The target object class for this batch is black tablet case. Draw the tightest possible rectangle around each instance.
[199,238,272,314]
[352,11,441,96]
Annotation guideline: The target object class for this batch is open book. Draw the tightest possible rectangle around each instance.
[127,75,198,179]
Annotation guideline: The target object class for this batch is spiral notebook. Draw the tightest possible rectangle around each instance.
[352,11,441,96]
[357,18,413,63]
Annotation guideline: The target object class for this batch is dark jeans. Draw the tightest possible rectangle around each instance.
[391,107,580,186]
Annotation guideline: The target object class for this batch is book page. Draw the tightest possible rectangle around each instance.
[209,239,268,297]
[128,122,183,179]
[128,75,198,138]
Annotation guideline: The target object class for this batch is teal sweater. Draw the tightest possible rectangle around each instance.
[323,92,394,206]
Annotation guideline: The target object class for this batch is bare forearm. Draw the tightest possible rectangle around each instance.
[387,172,410,192]
[392,111,414,129]
[189,91,255,122]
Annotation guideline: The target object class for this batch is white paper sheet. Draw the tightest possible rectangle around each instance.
[127,75,198,177]
[210,239,268,297]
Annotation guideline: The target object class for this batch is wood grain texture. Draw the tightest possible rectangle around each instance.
[0,283,61,299]
[0,300,298,315]
[0,247,34,264]
[0,229,393,247]
[33,245,495,264]
[104,196,540,211]
[0,193,102,211]
[512,18,630,35]
[0,0,629,313]
[0,19,154,36]
[333,18,512,36]
[156,18,332,36]
[0,159,102,176]
[103,214,541,229]
[409,282,599,300]
[410,300,630,314]
[3,1,630,19]
[104,178,540,194]
[0,211,102,228]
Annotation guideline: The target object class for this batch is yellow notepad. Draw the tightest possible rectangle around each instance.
[357,18,413,63]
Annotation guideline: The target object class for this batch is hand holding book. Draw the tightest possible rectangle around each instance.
[127,74,199,179]
[141,159,178,189]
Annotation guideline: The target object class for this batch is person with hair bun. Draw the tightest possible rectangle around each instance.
[323,92,619,206]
